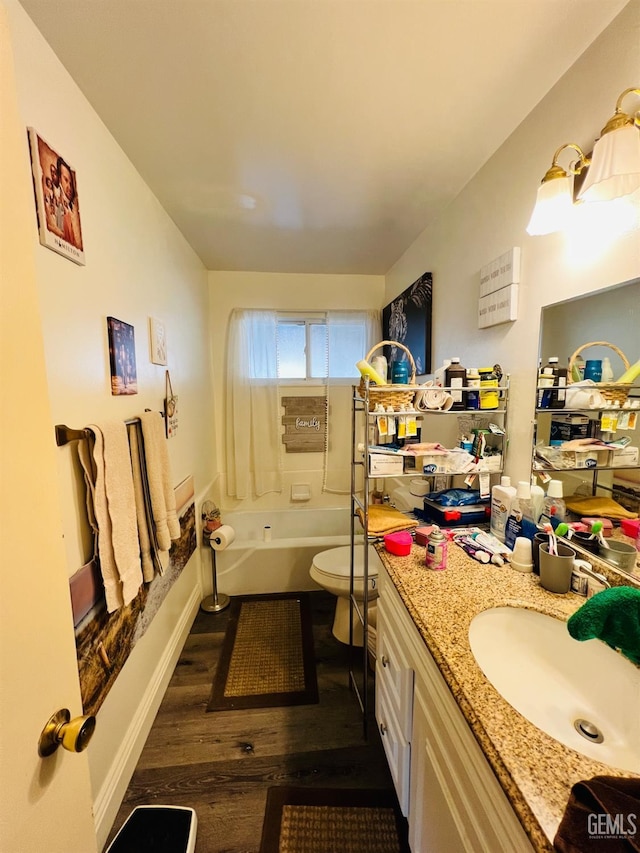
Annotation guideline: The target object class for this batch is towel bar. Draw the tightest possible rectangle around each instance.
[54,412,167,577]
[54,412,164,446]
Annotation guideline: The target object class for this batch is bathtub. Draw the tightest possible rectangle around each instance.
[213,508,354,595]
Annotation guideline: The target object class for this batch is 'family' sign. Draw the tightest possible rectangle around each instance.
[281,396,327,453]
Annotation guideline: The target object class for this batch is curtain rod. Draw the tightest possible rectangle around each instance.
[54,412,163,447]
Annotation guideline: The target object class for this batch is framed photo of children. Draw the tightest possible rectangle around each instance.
[107,317,138,396]
[27,127,85,266]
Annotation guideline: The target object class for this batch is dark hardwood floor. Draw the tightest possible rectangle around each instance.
[105,591,397,853]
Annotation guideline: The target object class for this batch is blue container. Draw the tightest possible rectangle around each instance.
[391,360,409,384]
[584,359,602,382]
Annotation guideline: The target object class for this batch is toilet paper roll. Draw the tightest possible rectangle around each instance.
[209,524,235,551]
[414,382,453,411]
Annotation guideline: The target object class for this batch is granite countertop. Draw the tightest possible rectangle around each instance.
[375,539,640,852]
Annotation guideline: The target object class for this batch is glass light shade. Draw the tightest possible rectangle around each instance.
[578,124,640,202]
[526,175,574,235]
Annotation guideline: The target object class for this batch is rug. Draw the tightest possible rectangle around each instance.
[259,787,410,853]
[207,592,318,711]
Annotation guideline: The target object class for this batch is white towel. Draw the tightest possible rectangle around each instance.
[128,424,155,582]
[140,411,180,551]
[79,421,143,612]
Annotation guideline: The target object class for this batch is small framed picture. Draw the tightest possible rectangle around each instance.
[107,317,138,396]
[27,127,85,266]
[149,317,167,365]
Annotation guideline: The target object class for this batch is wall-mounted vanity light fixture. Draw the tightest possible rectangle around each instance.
[527,87,640,236]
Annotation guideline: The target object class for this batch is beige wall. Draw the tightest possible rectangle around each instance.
[385,0,640,482]
[209,271,385,510]
[1,4,97,849]
[5,0,216,845]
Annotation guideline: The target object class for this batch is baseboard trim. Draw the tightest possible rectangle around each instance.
[93,585,201,849]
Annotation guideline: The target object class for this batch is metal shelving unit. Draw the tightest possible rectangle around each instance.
[531,381,640,496]
[348,377,511,737]
[348,381,370,738]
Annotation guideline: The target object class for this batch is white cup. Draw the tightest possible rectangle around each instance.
[511,536,533,573]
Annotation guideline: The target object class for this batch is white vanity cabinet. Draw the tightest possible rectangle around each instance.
[376,565,535,852]
[375,590,414,816]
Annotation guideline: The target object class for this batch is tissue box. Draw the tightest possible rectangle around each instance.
[368,453,404,476]
[611,446,639,467]
[418,453,448,474]
[573,447,612,468]
[538,445,611,469]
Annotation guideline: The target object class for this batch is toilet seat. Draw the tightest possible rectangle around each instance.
[309,545,379,647]
[311,545,379,580]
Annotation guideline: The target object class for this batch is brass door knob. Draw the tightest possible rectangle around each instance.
[38,709,96,757]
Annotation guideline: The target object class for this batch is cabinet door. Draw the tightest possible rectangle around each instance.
[377,596,414,737]
[409,679,475,853]
[410,674,534,853]
[375,676,411,817]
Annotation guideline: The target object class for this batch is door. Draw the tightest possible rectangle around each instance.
[0,7,98,851]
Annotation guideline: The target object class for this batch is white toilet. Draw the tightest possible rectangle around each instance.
[309,545,380,646]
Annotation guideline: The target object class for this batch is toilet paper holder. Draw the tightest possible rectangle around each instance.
[200,505,231,614]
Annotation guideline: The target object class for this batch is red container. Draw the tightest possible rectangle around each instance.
[620,518,640,540]
[384,531,413,556]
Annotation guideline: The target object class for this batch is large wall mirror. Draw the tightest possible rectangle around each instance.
[537,277,640,577]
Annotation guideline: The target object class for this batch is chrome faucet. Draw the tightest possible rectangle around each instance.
[579,564,611,590]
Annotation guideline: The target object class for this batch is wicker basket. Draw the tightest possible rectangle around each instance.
[568,341,632,404]
[358,340,417,410]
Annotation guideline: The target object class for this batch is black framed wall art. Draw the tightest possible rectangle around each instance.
[382,272,433,376]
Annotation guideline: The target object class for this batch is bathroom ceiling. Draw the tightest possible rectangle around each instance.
[19,0,629,275]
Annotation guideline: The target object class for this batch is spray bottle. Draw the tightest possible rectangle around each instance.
[425,526,448,571]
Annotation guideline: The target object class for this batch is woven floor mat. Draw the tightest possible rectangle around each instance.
[259,787,410,853]
[207,592,318,711]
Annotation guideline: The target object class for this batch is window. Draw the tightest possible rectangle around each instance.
[253,312,375,380]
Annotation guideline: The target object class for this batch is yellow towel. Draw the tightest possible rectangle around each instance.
[357,504,419,536]
[564,494,638,520]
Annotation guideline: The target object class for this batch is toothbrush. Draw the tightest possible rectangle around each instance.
[591,520,609,548]
[548,528,558,556]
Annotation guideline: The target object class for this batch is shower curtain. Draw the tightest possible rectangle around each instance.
[225,308,380,499]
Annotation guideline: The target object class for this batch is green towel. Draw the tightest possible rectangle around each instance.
[567,586,640,665]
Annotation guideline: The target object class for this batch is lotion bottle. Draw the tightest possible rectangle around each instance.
[489,475,516,543]
[601,357,614,383]
[505,481,537,549]
[530,475,545,524]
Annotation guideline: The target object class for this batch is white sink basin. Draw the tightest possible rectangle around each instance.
[468,606,640,772]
